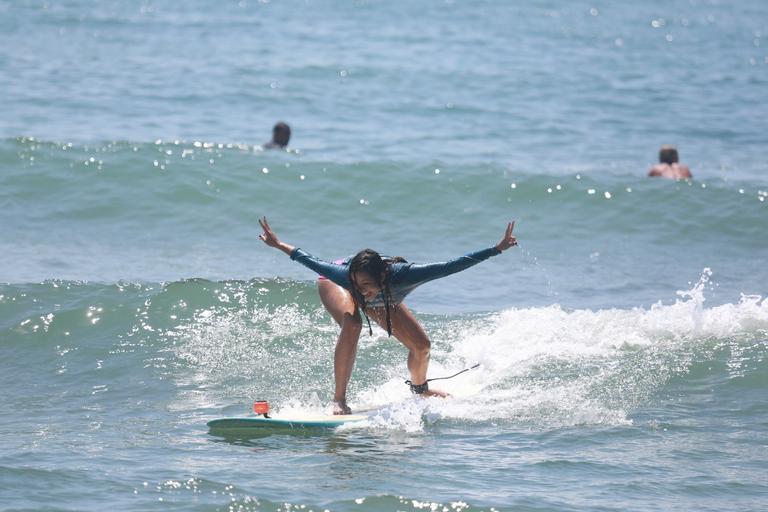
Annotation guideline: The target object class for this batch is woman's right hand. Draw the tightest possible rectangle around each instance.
[258,216,280,247]
[258,217,295,255]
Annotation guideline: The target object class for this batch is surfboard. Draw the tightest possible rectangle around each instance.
[207,413,369,431]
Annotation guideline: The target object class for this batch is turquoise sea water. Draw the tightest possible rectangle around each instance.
[2,1,767,511]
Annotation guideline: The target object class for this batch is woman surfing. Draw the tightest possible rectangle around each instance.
[258,217,518,414]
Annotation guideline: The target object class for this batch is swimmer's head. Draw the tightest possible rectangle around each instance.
[659,145,679,165]
[271,122,291,147]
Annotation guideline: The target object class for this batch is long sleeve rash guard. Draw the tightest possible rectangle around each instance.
[289,246,501,307]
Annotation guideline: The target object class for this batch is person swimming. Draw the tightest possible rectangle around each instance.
[648,145,692,179]
[257,217,518,414]
[263,122,291,150]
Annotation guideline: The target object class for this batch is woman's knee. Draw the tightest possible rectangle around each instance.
[318,280,356,326]
[411,336,431,357]
[341,312,362,336]
[388,304,431,355]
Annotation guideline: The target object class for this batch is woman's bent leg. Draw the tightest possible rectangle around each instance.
[318,280,361,414]
[368,303,448,398]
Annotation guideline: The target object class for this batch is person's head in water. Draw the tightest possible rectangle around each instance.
[659,145,679,165]
[348,249,406,337]
[649,144,691,179]
[270,122,291,148]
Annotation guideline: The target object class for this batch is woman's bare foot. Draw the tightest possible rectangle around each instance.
[333,400,351,415]
[422,388,451,398]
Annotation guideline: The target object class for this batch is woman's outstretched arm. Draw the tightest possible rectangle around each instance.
[258,217,351,288]
[393,221,518,285]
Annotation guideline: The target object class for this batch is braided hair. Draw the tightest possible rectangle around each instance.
[348,249,406,337]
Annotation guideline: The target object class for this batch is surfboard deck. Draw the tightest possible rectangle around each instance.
[207,413,368,431]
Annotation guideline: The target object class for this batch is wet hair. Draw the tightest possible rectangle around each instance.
[659,145,679,165]
[272,122,291,147]
[348,249,406,337]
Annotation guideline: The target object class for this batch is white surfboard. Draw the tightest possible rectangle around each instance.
[207,412,368,432]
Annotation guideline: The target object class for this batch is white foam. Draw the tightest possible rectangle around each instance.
[357,269,767,430]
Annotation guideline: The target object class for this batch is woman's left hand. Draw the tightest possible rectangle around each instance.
[495,221,518,252]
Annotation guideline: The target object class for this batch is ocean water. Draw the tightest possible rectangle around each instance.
[2,1,767,511]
